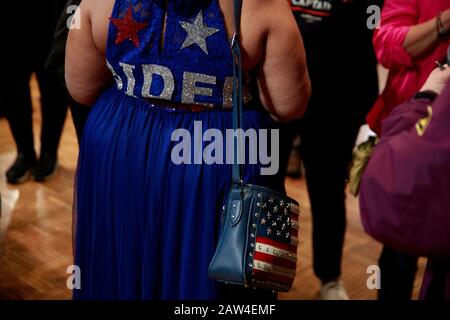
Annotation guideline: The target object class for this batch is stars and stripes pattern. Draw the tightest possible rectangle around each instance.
[248,193,300,291]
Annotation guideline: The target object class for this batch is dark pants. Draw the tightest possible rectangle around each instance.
[378,246,418,300]
[0,94,4,117]
[422,258,450,301]
[1,0,68,159]
[295,92,366,283]
[2,64,68,158]
[68,96,92,144]
[300,122,361,283]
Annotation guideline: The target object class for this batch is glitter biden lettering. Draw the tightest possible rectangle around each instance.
[107,60,251,108]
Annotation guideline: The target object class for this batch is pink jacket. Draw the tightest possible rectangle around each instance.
[367,0,449,135]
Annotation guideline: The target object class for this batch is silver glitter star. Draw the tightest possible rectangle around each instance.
[179,11,219,55]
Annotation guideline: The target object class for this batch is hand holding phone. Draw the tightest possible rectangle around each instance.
[421,64,450,95]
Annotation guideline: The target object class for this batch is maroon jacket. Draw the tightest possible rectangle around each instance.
[360,80,450,300]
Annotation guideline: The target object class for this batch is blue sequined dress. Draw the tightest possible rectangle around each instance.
[74,0,282,300]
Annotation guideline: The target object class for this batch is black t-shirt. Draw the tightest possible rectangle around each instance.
[290,0,382,113]
[1,0,67,67]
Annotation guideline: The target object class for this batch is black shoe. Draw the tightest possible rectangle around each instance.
[6,153,37,184]
[33,153,57,182]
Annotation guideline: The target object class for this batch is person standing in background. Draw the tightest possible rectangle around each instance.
[289,0,381,299]
[0,94,5,118]
[368,0,450,300]
[46,0,92,144]
[0,0,68,184]
[360,67,450,301]
[368,0,450,135]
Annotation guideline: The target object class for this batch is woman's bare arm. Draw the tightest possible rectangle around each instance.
[65,0,113,106]
[403,9,450,59]
[256,0,311,122]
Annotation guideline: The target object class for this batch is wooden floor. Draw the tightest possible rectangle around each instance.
[0,76,426,300]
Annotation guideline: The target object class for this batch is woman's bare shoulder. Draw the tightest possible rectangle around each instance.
[244,0,294,17]
[81,0,297,56]
[80,0,115,53]
[81,0,115,13]
[243,0,300,38]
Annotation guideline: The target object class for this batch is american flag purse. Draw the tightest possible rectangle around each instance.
[208,185,300,292]
[208,0,300,292]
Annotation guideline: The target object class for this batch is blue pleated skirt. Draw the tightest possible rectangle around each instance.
[73,87,281,300]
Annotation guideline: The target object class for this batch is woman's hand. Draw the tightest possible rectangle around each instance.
[420,65,450,95]
[402,7,450,59]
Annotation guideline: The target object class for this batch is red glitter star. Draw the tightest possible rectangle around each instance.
[110,6,148,48]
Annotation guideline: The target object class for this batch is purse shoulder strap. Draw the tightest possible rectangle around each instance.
[231,0,244,186]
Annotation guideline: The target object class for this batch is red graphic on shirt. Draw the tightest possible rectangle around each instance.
[289,0,332,17]
[110,6,148,48]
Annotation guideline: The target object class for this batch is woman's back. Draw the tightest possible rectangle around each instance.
[67,0,310,300]
[67,0,310,120]
[89,0,265,66]
[103,0,245,108]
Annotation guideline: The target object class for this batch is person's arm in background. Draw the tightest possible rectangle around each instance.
[373,0,419,69]
[360,67,450,258]
[66,0,113,106]
[256,0,311,122]
[375,0,449,67]
[403,9,450,59]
